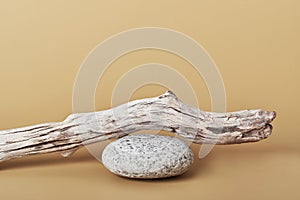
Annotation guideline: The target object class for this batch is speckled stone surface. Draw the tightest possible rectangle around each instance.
[101,134,194,179]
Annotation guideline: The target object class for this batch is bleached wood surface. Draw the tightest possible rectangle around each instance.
[0,91,276,163]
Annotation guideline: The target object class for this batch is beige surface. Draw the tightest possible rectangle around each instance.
[0,0,299,199]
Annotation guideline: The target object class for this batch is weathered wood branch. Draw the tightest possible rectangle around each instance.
[0,91,276,163]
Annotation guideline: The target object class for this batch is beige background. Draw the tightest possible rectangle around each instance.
[0,0,299,199]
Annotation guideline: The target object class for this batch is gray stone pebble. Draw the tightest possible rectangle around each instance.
[101,134,194,179]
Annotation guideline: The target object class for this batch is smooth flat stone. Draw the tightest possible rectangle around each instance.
[101,134,194,179]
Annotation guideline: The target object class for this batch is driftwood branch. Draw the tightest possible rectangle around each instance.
[0,91,276,163]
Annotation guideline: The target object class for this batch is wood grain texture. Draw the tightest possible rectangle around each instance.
[0,91,276,163]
